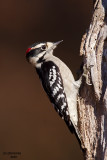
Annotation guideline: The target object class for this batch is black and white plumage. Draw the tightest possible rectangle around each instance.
[26,41,80,136]
[36,61,72,130]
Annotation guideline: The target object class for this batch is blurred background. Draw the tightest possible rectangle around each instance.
[0,0,92,159]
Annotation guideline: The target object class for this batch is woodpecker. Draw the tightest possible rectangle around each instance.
[26,41,80,138]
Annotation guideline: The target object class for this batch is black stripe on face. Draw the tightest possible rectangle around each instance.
[26,47,45,61]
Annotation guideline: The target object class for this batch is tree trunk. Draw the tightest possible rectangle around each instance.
[78,0,107,159]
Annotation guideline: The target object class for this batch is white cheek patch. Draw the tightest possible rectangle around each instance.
[37,51,46,58]
[29,57,39,66]
[29,51,46,68]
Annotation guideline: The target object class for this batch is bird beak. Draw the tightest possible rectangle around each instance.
[53,40,63,47]
[47,40,63,54]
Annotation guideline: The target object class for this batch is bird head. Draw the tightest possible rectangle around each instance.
[26,40,63,66]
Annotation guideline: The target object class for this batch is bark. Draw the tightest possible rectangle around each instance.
[77,0,107,159]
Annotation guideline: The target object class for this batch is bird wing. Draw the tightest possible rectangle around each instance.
[36,61,72,126]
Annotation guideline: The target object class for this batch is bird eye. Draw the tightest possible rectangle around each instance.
[41,45,46,50]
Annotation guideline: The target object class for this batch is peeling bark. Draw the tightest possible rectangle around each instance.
[77,0,107,159]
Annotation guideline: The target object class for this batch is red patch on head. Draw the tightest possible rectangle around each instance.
[26,48,31,54]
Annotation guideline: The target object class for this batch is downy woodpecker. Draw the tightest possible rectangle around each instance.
[26,41,80,137]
